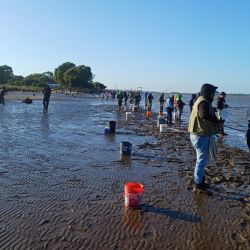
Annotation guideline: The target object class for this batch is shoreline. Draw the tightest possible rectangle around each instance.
[4,91,99,101]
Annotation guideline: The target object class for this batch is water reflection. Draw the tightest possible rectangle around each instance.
[104,133,116,142]
[123,207,143,230]
[41,111,49,138]
[119,155,132,164]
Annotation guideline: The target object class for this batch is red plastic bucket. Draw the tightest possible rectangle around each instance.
[124,182,144,208]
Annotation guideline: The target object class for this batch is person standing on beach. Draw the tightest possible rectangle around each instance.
[188,83,221,191]
[189,94,197,112]
[144,92,148,109]
[246,120,250,153]
[0,86,7,105]
[166,95,174,124]
[117,91,123,110]
[147,92,154,111]
[124,91,128,107]
[175,93,185,122]
[42,84,51,111]
[135,92,141,107]
[159,93,165,113]
[216,91,229,136]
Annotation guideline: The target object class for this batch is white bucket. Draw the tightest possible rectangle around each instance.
[160,124,167,133]
[126,112,132,120]
[157,116,165,127]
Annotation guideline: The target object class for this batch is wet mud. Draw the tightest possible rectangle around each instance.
[0,98,249,249]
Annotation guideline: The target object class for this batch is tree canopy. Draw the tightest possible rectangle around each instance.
[20,73,55,87]
[63,65,93,88]
[93,82,107,90]
[54,62,75,85]
[0,65,14,84]
[0,62,107,91]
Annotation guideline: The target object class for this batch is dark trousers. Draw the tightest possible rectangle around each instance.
[0,96,5,105]
[159,102,164,112]
[43,97,50,110]
[166,107,173,124]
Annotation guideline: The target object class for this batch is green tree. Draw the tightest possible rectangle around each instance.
[63,65,93,89]
[9,75,24,85]
[42,71,54,79]
[0,65,14,84]
[12,75,24,82]
[93,82,106,90]
[54,62,75,85]
[21,73,53,86]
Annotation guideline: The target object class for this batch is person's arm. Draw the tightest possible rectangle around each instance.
[198,101,219,123]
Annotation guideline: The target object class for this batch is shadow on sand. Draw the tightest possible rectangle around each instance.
[141,204,201,223]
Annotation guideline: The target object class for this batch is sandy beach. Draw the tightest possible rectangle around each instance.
[0,97,249,249]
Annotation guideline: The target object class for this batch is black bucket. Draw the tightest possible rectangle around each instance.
[109,121,116,133]
[120,141,132,156]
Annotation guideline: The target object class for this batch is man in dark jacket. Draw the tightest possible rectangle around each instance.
[188,83,221,191]
[216,91,229,136]
[147,92,154,111]
[246,120,250,153]
[159,93,165,112]
[42,85,51,111]
[189,94,197,112]
[0,87,7,105]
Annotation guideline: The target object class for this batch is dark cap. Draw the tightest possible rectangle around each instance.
[200,83,218,96]
[220,91,226,96]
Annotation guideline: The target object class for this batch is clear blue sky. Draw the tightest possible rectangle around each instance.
[1,0,250,93]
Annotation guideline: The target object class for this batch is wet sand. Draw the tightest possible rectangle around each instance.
[5,91,97,101]
[0,98,249,249]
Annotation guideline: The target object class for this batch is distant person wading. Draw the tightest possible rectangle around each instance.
[0,87,7,105]
[42,85,51,111]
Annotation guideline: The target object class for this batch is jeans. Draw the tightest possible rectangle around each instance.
[190,134,210,184]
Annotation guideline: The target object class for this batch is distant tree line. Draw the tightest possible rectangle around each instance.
[0,62,106,90]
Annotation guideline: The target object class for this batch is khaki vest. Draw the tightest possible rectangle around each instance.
[188,96,219,136]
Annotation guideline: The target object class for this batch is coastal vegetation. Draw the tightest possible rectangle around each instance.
[0,63,107,92]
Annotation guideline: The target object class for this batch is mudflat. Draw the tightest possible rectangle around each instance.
[0,98,249,249]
